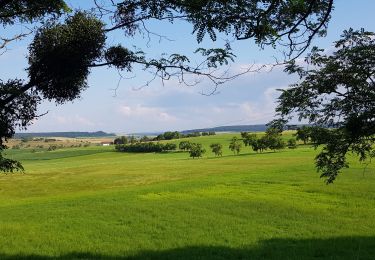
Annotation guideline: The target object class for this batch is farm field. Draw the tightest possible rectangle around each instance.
[0,133,374,259]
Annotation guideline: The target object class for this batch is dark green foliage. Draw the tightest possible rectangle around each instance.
[163,131,181,140]
[28,12,106,103]
[242,132,258,147]
[184,132,201,138]
[253,137,268,153]
[189,143,206,159]
[154,131,181,141]
[104,45,134,71]
[113,0,333,57]
[201,131,216,136]
[164,143,177,151]
[114,136,128,145]
[229,137,241,155]
[115,142,177,153]
[295,126,312,144]
[264,128,286,151]
[0,79,41,172]
[0,0,69,25]
[244,129,285,153]
[179,141,192,151]
[0,153,23,173]
[287,138,297,149]
[275,29,375,183]
[210,143,223,157]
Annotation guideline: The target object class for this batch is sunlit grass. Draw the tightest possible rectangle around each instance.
[0,133,374,259]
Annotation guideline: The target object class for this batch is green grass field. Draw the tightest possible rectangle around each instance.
[0,133,374,259]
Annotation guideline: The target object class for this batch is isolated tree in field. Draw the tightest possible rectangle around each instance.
[0,0,334,172]
[210,143,223,157]
[295,126,312,144]
[229,137,242,155]
[189,143,206,159]
[179,141,192,151]
[273,29,375,183]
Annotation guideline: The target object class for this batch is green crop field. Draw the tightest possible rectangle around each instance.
[0,133,374,259]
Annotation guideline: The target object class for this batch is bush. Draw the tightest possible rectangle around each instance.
[114,136,128,145]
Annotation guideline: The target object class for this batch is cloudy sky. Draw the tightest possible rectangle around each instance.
[2,1,375,134]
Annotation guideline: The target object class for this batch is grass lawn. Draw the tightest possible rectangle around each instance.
[0,133,374,259]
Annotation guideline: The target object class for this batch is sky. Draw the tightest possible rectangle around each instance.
[2,0,375,134]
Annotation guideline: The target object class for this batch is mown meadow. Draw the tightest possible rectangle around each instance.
[0,133,374,259]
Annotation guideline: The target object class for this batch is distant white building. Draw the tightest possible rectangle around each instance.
[101,142,113,146]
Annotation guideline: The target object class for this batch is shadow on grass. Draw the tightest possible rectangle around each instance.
[1,236,374,259]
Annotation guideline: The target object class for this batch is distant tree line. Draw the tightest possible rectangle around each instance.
[115,142,177,153]
[154,131,216,141]
[114,131,216,145]
[115,128,305,157]
[241,128,288,153]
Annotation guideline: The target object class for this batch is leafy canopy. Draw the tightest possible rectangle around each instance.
[274,28,375,183]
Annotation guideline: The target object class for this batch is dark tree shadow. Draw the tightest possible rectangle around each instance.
[1,236,374,259]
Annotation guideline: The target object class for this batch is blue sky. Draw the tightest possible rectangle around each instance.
[2,0,375,134]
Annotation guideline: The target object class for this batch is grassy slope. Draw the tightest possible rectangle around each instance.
[0,133,374,259]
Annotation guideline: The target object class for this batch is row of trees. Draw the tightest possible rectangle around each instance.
[241,129,297,153]
[154,131,216,141]
[114,131,217,145]
[114,127,330,157]
[178,130,299,159]
[115,142,177,153]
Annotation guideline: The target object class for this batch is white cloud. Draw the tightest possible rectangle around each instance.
[118,104,177,123]
[54,115,95,126]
